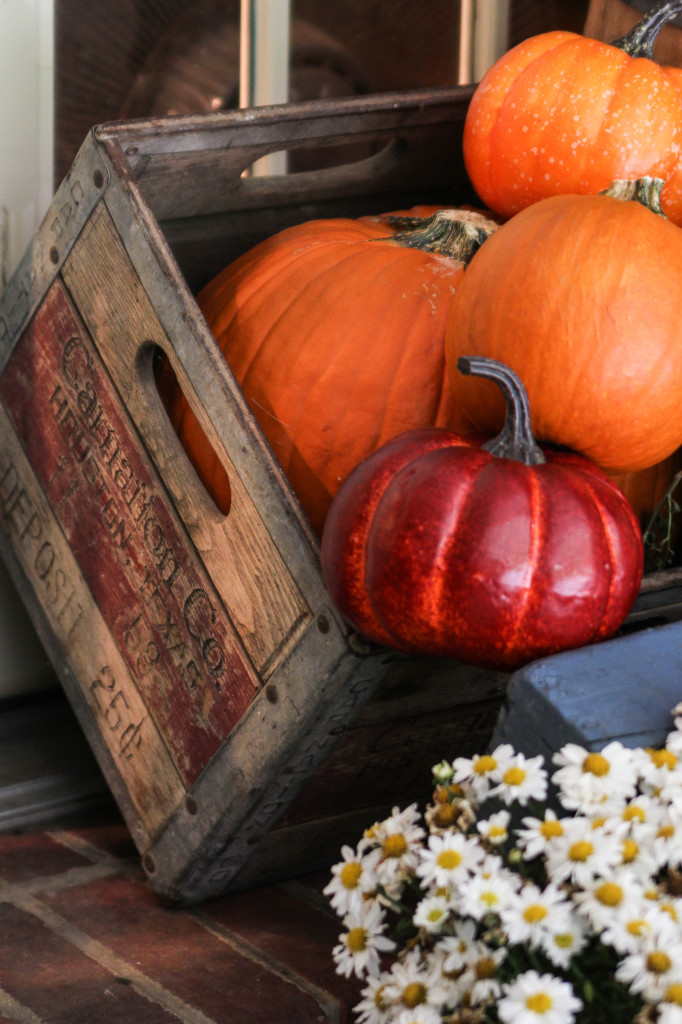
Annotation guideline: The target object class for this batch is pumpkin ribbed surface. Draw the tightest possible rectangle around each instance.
[171,212,489,535]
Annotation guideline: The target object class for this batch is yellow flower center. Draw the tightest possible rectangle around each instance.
[665,983,682,1006]
[623,804,646,823]
[526,993,553,1014]
[488,825,506,840]
[523,904,548,924]
[383,834,408,859]
[476,957,497,980]
[596,882,623,907]
[340,861,363,890]
[626,918,648,937]
[437,849,462,871]
[648,748,678,770]
[433,804,457,828]
[402,982,427,1009]
[540,819,563,839]
[473,755,497,775]
[647,951,673,975]
[582,752,610,777]
[554,933,573,949]
[503,766,526,787]
[374,986,388,1011]
[568,839,594,862]
[427,907,445,923]
[658,824,675,840]
[622,838,639,863]
[346,927,367,953]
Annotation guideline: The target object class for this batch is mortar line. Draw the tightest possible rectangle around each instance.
[190,908,340,1024]
[0,878,219,1024]
[0,987,46,1024]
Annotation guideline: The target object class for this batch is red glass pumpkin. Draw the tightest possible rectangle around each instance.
[321,357,644,671]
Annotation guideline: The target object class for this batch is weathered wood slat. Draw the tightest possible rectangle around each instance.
[61,203,311,678]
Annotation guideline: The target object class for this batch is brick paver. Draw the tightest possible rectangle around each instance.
[0,809,358,1023]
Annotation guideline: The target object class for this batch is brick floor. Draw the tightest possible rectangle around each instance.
[0,808,359,1023]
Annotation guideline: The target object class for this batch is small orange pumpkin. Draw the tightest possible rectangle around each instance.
[463,0,682,222]
[166,207,496,535]
[444,179,682,476]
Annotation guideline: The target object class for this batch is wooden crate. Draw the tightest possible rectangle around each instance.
[1,86,680,904]
[0,87,516,904]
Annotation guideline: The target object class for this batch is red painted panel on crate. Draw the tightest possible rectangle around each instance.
[0,280,260,786]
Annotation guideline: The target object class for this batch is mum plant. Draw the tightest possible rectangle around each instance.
[326,705,682,1024]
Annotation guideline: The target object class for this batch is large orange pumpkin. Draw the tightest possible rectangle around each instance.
[463,0,682,222]
[167,207,496,535]
[444,179,682,476]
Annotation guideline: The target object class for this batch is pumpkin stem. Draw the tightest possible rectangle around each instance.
[383,209,498,262]
[602,176,666,217]
[457,356,546,466]
[612,0,682,59]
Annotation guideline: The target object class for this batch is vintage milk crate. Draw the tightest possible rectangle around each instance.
[1,86,681,904]
[0,86,519,904]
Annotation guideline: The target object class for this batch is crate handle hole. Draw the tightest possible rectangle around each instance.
[153,347,231,517]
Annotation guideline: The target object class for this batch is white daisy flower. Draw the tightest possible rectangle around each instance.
[477,808,511,846]
[616,931,682,1002]
[416,831,484,890]
[500,881,573,947]
[455,865,520,921]
[497,970,582,1024]
[653,812,682,871]
[516,809,567,861]
[371,804,425,890]
[393,1006,442,1024]
[354,973,395,1024]
[552,741,638,812]
[658,1002,682,1024]
[413,893,450,934]
[452,942,506,1007]
[658,987,682,1024]
[599,902,655,955]
[640,745,682,791]
[436,917,479,974]
[452,744,513,801]
[488,750,548,806]
[332,901,395,980]
[324,843,378,915]
[382,948,450,1015]
[617,825,661,882]
[544,815,622,887]
[539,915,589,970]
[571,869,644,931]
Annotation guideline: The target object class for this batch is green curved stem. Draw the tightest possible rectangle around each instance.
[602,176,666,216]
[457,356,546,466]
[612,0,682,59]
[382,208,498,263]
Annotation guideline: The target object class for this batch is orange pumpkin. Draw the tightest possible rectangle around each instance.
[444,179,682,476]
[463,1,682,222]
[167,207,496,535]
[609,448,682,529]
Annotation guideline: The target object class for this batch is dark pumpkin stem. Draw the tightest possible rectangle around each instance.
[612,0,682,58]
[383,209,498,262]
[457,356,546,466]
[602,176,666,216]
